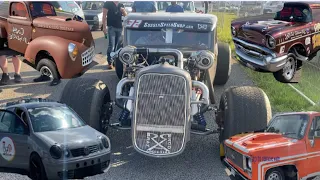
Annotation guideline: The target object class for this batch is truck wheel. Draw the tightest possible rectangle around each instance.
[217,86,272,159]
[60,78,112,133]
[214,42,231,85]
[265,167,285,180]
[0,38,5,50]
[29,153,47,180]
[36,59,61,80]
[115,39,124,79]
[273,55,298,83]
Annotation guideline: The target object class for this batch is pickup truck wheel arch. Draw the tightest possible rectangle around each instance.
[265,167,285,180]
[214,42,231,85]
[59,78,112,133]
[218,86,272,158]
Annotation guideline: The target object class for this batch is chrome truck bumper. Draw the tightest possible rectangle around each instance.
[233,37,288,72]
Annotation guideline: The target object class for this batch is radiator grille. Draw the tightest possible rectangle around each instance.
[134,73,188,156]
[70,144,100,157]
[225,146,244,169]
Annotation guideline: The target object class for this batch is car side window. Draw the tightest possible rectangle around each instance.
[308,116,320,139]
[10,2,28,18]
[0,111,26,135]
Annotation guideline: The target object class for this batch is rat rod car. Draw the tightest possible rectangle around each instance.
[223,111,320,180]
[231,2,320,83]
[59,13,272,158]
[0,1,95,82]
[0,98,111,180]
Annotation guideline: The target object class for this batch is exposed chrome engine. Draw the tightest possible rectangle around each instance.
[111,46,215,157]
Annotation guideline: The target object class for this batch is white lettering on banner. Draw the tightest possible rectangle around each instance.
[143,22,193,29]
[8,27,29,44]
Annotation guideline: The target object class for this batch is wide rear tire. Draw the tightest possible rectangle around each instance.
[217,86,272,159]
[214,42,231,85]
[60,78,112,133]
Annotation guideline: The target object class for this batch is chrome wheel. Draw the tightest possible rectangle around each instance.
[40,66,53,78]
[267,172,282,180]
[282,57,295,80]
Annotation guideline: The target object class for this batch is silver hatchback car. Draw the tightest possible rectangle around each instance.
[0,98,111,180]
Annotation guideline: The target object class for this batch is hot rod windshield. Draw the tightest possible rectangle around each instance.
[126,29,213,50]
[30,2,57,17]
[266,114,309,139]
[274,5,312,23]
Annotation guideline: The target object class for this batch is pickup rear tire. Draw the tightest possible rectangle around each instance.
[273,54,300,83]
[36,58,61,80]
[214,42,231,85]
[217,86,272,160]
[60,78,112,133]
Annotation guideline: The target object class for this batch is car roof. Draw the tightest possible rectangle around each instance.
[275,111,320,116]
[284,1,319,8]
[5,98,65,110]
[126,12,217,25]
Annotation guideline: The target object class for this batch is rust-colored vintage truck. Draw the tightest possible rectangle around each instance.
[223,111,320,180]
[0,1,95,81]
[231,2,320,83]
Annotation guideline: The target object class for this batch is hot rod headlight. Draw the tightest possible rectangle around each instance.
[266,35,276,49]
[231,26,237,36]
[68,43,78,61]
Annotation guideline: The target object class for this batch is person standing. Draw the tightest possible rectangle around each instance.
[0,54,22,85]
[102,1,127,69]
[132,1,157,12]
[166,1,184,12]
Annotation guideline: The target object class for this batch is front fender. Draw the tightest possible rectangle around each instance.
[25,36,90,78]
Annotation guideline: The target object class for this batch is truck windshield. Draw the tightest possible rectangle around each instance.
[30,2,56,17]
[82,1,104,10]
[274,5,312,23]
[157,1,195,12]
[266,114,309,139]
[28,106,86,132]
[127,29,213,50]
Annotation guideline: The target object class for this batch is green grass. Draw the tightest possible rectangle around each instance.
[212,11,320,112]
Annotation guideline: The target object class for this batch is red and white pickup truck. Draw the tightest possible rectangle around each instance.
[223,111,320,180]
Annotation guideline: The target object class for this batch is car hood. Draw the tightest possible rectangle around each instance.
[237,19,291,46]
[228,133,295,152]
[34,125,103,148]
[32,16,94,47]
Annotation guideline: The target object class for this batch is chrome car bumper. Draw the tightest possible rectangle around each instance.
[233,37,288,72]
[224,158,249,180]
[43,151,111,179]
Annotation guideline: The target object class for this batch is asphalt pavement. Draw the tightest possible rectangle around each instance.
[0,31,256,180]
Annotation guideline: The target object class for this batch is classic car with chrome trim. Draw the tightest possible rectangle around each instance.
[0,1,95,84]
[0,98,111,180]
[231,2,320,83]
[223,111,320,180]
[59,12,272,159]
